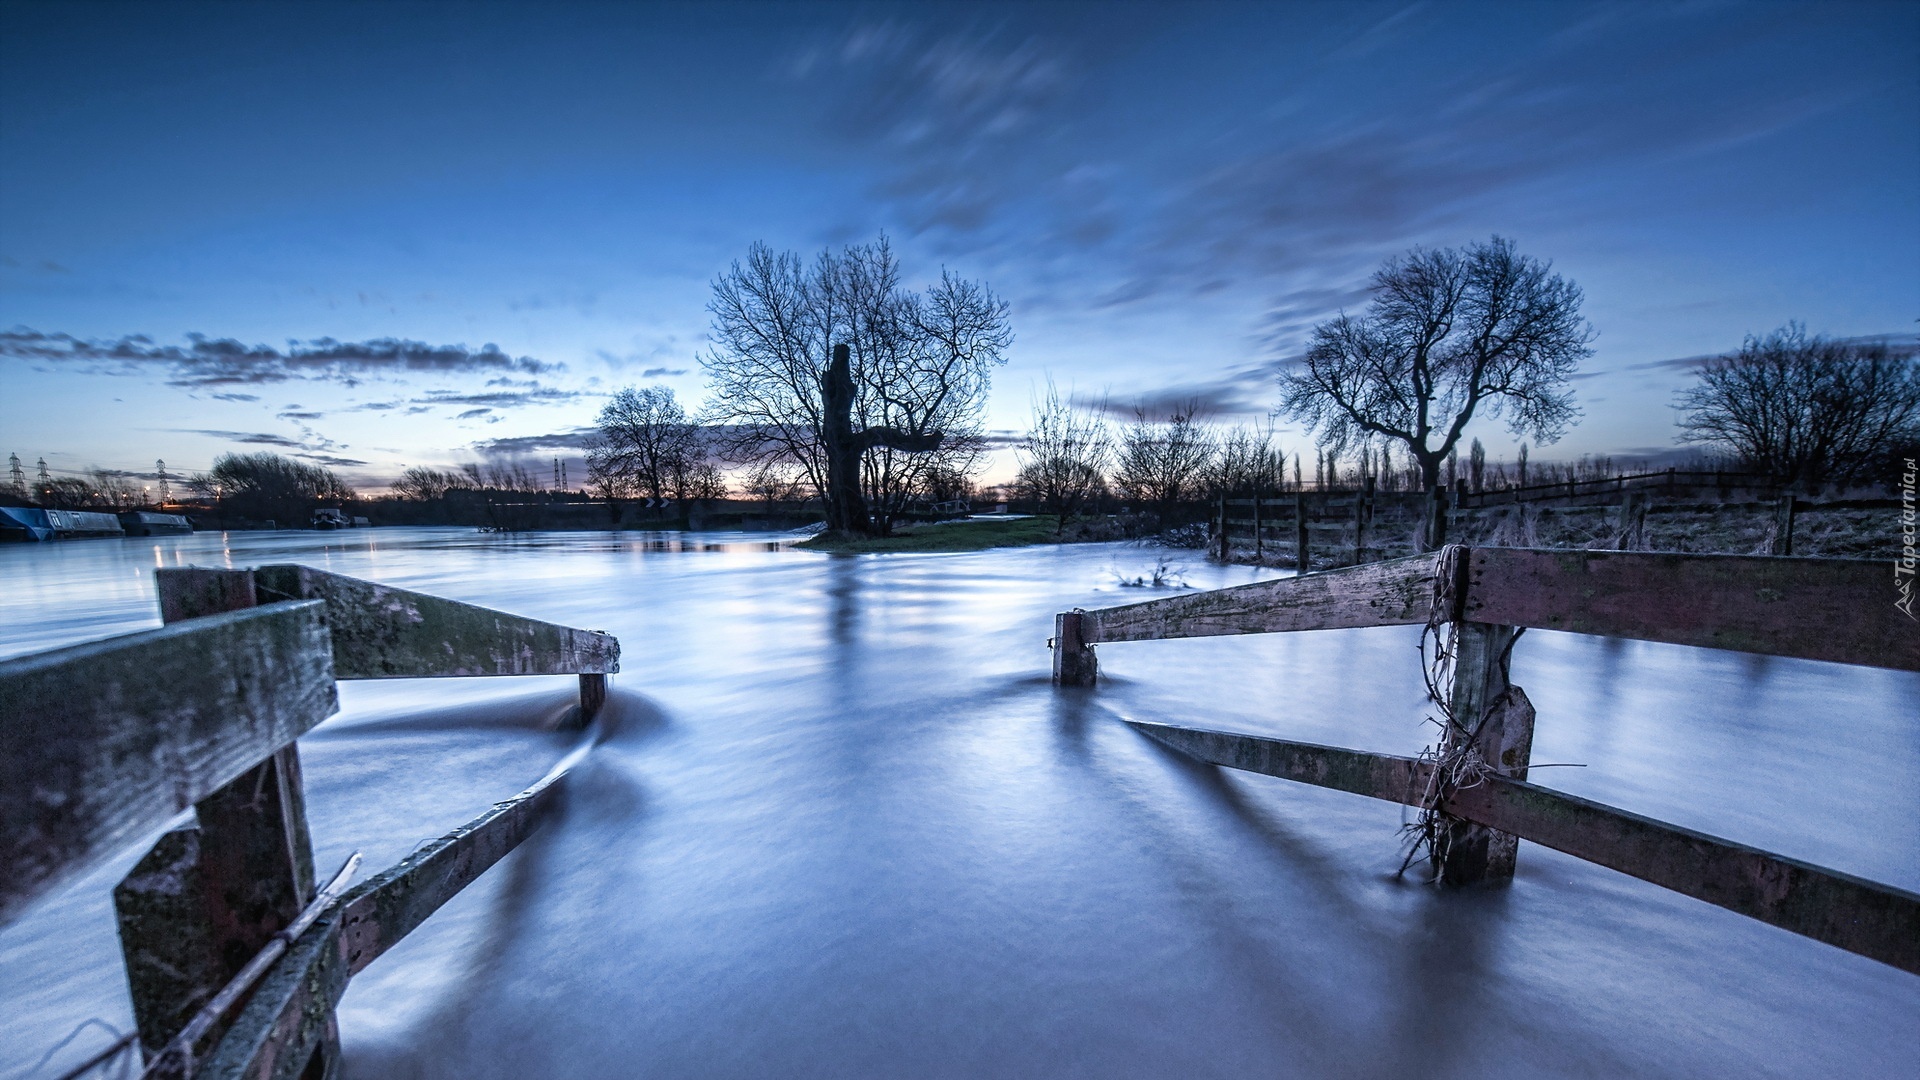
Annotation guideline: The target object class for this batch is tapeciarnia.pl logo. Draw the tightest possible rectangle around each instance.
[1898,457,1916,620]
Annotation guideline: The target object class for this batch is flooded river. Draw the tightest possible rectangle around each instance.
[2,528,1915,1078]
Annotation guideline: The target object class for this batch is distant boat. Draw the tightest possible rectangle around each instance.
[0,507,127,541]
[119,510,194,536]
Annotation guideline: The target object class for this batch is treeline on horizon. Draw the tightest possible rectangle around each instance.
[7,237,1916,534]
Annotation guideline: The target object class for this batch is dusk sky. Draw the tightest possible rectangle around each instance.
[2,0,1915,490]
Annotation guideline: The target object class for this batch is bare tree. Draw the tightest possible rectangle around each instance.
[40,476,101,509]
[583,438,632,520]
[208,452,354,524]
[1205,421,1285,493]
[1281,236,1593,499]
[594,386,698,501]
[1015,380,1111,534]
[918,462,976,506]
[702,236,1011,535]
[670,457,730,503]
[87,468,142,509]
[1113,401,1215,512]
[390,466,474,501]
[742,459,803,508]
[1676,324,1920,491]
[460,460,540,493]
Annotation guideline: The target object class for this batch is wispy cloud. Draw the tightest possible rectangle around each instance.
[793,7,1878,348]
[1072,360,1277,423]
[0,327,562,388]
[176,429,305,448]
[792,22,1072,236]
[468,427,600,456]
[411,386,587,408]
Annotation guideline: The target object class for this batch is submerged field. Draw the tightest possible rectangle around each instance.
[2,528,1914,1079]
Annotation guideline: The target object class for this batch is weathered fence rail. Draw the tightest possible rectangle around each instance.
[1127,720,1920,973]
[1052,546,1919,975]
[0,564,620,1078]
[0,601,337,926]
[1455,467,1781,509]
[1212,481,1388,569]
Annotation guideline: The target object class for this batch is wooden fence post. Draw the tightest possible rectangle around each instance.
[1437,557,1535,884]
[1616,491,1647,550]
[1423,486,1449,551]
[115,568,336,1077]
[1252,489,1263,562]
[1294,493,1309,573]
[577,673,608,726]
[1052,611,1097,687]
[1353,477,1374,565]
[1212,492,1226,560]
[1772,494,1797,556]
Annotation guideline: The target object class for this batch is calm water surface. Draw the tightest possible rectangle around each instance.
[2,528,1916,1079]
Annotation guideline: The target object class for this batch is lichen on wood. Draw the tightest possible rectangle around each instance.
[0,601,337,926]
[1080,552,1438,644]
[252,564,620,679]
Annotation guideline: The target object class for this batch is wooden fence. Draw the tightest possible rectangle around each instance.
[1213,479,1397,569]
[1,565,619,1079]
[1453,467,1780,510]
[1051,547,1919,974]
[1215,476,1823,562]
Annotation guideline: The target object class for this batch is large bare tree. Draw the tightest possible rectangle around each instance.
[1281,236,1593,499]
[1676,323,1920,491]
[702,236,1011,535]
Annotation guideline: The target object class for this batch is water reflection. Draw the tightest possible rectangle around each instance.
[1,528,1914,1079]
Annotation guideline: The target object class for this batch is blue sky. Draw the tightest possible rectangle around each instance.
[2,0,1915,489]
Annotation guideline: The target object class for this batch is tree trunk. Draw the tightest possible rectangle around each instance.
[822,344,871,534]
[1416,452,1447,552]
[820,343,944,536]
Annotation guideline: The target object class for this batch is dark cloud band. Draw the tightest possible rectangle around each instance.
[0,327,561,388]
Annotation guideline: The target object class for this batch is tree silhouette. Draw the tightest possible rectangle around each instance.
[1281,236,1592,497]
[702,237,1010,535]
[1676,323,1920,491]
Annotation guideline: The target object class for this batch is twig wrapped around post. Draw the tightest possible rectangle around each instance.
[1401,545,1535,885]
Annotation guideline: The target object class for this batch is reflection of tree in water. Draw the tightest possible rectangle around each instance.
[826,556,862,648]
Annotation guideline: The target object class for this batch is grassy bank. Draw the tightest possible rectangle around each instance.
[796,515,1067,553]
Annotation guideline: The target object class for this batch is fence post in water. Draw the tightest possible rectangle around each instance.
[1771,494,1797,556]
[578,673,608,726]
[114,568,337,1073]
[1052,610,1097,686]
[1435,550,1534,885]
